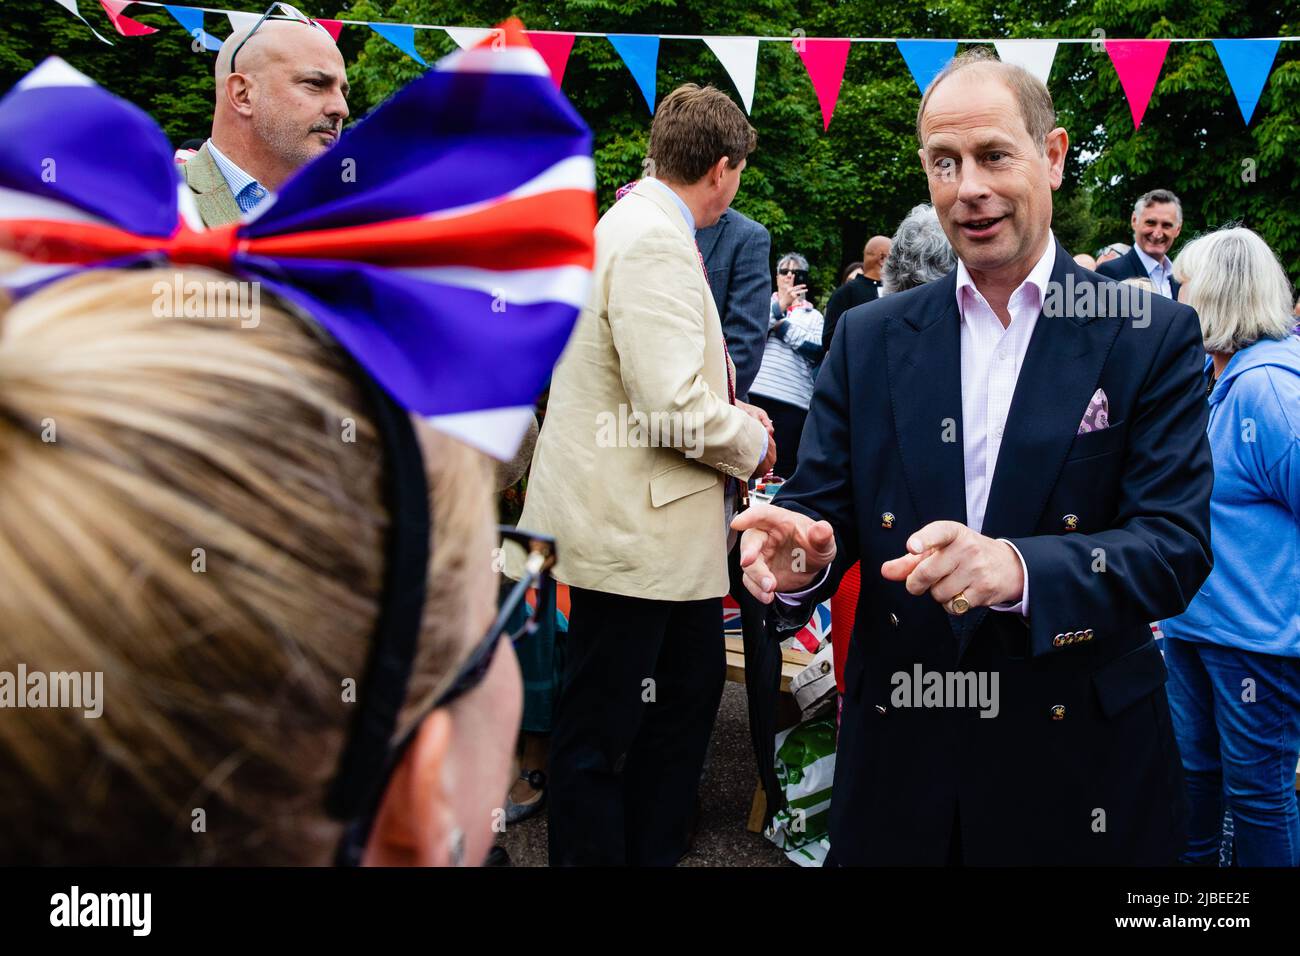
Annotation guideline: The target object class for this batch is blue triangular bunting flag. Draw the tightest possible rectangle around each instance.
[165,5,222,52]
[608,35,660,113]
[896,39,959,94]
[370,22,427,67]
[1212,38,1281,124]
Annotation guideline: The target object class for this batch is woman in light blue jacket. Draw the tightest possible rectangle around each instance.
[1162,227,1300,866]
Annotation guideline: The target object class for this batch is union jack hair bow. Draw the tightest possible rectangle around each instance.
[0,18,596,459]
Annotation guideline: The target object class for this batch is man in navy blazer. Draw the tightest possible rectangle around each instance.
[1095,189,1184,299]
[733,50,1213,865]
[697,207,773,401]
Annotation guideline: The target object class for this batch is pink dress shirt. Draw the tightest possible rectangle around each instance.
[779,235,1060,617]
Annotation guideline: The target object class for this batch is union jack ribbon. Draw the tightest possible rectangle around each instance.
[0,18,596,459]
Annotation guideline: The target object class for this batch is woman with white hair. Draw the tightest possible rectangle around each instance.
[1160,226,1300,866]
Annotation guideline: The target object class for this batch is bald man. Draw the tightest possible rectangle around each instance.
[182,18,349,226]
[822,234,891,355]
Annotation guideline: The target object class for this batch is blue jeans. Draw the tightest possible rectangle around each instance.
[1164,637,1300,866]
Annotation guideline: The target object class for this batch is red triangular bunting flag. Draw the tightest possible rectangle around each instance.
[526,31,575,88]
[98,0,157,36]
[315,18,344,42]
[1105,39,1171,129]
[796,38,851,130]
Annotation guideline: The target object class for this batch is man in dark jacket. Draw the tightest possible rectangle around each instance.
[697,207,772,401]
[822,234,890,354]
[733,50,1212,865]
[1095,189,1183,299]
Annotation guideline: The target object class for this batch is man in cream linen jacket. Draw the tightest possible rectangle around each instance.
[520,84,774,866]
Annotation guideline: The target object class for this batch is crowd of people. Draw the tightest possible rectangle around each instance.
[1,20,1297,868]
[513,51,1300,867]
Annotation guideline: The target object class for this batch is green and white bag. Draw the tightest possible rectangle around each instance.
[765,716,836,867]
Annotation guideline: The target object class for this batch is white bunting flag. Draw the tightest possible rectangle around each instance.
[445,26,494,50]
[993,39,1059,86]
[48,0,113,44]
[704,36,760,113]
[226,11,261,33]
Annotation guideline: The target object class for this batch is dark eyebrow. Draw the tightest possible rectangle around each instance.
[297,69,349,96]
[924,134,1016,154]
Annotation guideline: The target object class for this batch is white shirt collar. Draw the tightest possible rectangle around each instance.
[1133,243,1170,279]
[955,231,1058,316]
[205,139,264,199]
[642,176,696,235]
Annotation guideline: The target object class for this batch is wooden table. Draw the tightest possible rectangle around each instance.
[723,634,814,692]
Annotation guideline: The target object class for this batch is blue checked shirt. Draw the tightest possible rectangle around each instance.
[206,139,270,213]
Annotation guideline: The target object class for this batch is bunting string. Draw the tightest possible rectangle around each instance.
[44,1,1300,129]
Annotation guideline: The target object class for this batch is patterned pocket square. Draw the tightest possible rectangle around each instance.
[1078,388,1109,434]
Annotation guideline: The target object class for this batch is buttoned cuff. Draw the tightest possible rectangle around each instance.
[989,538,1029,616]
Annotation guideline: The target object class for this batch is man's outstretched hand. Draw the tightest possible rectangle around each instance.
[731,504,837,604]
[880,520,1024,610]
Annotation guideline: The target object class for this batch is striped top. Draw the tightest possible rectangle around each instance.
[750,293,823,410]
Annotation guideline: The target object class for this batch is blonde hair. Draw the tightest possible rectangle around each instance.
[1172,227,1295,354]
[0,265,494,864]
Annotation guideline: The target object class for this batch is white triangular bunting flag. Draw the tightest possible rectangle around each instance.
[47,0,113,44]
[993,39,1059,86]
[703,37,760,114]
[227,11,261,34]
[445,26,493,50]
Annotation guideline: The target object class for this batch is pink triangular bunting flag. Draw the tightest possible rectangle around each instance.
[315,18,344,42]
[796,38,851,130]
[1106,39,1171,129]
[526,31,575,88]
[98,0,157,36]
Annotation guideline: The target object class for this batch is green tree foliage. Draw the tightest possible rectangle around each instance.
[3,0,1296,294]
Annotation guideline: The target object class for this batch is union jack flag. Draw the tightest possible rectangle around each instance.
[722,595,831,654]
[0,18,595,460]
[785,601,832,654]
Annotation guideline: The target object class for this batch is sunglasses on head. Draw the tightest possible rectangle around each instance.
[229,2,331,75]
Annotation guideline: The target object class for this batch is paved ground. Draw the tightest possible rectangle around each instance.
[496,681,794,867]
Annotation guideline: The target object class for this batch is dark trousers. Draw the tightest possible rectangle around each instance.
[547,586,726,865]
[751,393,808,480]
[727,542,784,827]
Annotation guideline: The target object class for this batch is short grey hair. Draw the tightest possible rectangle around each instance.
[1172,226,1294,353]
[777,252,808,271]
[1134,189,1183,225]
[1097,242,1131,258]
[882,204,957,294]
